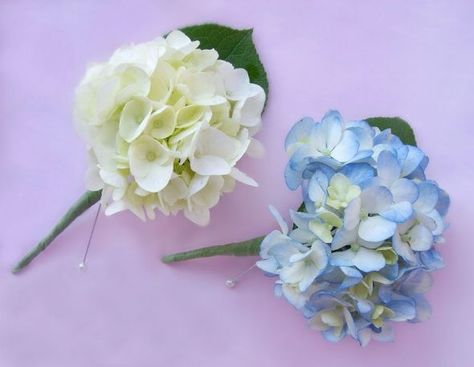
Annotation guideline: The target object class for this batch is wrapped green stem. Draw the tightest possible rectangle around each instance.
[162,236,264,264]
[12,190,102,274]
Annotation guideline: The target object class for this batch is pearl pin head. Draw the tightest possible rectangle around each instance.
[225,279,236,288]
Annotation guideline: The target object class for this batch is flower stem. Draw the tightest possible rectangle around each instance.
[161,236,264,264]
[12,190,102,274]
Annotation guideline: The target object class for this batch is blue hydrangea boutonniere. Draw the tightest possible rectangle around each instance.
[163,111,450,346]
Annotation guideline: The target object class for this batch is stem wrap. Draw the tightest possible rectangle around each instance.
[12,190,102,274]
[161,236,264,264]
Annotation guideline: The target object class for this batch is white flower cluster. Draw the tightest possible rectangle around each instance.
[75,31,265,225]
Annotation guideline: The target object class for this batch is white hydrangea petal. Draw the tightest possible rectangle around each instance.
[191,176,224,208]
[166,30,189,47]
[135,163,173,192]
[85,151,104,191]
[222,175,236,193]
[186,49,219,70]
[223,68,251,100]
[188,174,210,197]
[116,66,151,103]
[246,138,265,158]
[230,167,258,187]
[95,77,121,122]
[147,106,175,139]
[160,177,187,206]
[176,105,207,129]
[149,61,175,102]
[181,71,226,105]
[184,206,210,226]
[119,98,153,142]
[191,155,232,175]
[232,84,265,127]
[99,169,127,187]
[194,127,239,159]
[166,30,195,51]
[129,136,171,177]
[110,42,161,75]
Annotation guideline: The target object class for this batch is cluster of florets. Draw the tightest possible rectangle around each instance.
[75,30,265,224]
[257,111,449,345]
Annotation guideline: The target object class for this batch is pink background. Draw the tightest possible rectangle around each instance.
[1,1,473,366]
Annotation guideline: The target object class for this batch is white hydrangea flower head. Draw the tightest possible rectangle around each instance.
[75,30,265,225]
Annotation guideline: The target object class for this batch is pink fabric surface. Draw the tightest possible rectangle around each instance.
[1,1,473,366]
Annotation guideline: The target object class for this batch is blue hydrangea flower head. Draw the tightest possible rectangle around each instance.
[258,111,450,346]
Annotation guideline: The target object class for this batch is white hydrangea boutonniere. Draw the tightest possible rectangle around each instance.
[14,24,268,273]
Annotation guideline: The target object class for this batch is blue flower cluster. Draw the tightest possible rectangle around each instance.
[257,111,449,346]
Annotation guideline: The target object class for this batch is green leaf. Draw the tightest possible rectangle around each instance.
[366,117,417,146]
[180,23,268,98]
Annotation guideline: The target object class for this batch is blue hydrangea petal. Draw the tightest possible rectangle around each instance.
[409,224,434,251]
[358,216,397,242]
[387,300,416,321]
[331,130,360,162]
[391,178,419,203]
[320,110,344,150]
[285,116,315,153]
[372,324,394,342]
[332,227,358,250]
[256,257,279,274]
[284,160,302,190]
[401,146,425,177]
[352,248,386,272]
[412,295,432,322]
[400,270,433,295]
[379,201,413,223]
[361,186,393,214]
[435,188,450,216]
[308,170,329,206]
[322,327,346,343]
[356,327,373,347]
[343,307,357,340]
[330,250,356,267]
[414,182,439,213]
[419,249,444,270]
[343,197,361,230]
[377,150,401,186]
[268,205,289,234]
[339,163,375,185]
[289,228,316,243]
[393,231,417,263]
[357,299,373,314]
